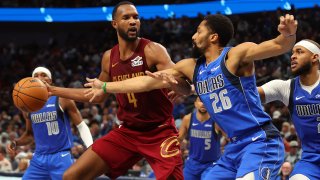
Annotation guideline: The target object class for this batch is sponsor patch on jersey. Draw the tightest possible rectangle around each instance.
[131,56,143,67]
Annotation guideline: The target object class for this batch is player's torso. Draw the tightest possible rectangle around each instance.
[29,96,72,154]
[109,38,173,129]
[194,47,271,138]
[188,112,220,163]
[291,78,320,154]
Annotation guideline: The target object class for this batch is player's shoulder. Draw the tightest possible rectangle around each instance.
[59,97,76,110]
[144,40,167,53]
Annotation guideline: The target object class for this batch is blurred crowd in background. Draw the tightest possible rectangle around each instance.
[0,6,319,178]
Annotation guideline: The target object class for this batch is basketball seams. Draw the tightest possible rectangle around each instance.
[12,89,47,102]
[17,96,33,112]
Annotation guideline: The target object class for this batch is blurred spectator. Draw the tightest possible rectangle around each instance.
[0,146,12,172]
[272,110,284,131]
[284,141,300,166]
[276,161,292,180]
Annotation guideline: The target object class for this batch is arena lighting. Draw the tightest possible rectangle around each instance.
[0,0,318,22]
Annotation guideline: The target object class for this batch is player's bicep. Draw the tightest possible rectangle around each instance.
[178,114,191,142]
[99,50,111,82]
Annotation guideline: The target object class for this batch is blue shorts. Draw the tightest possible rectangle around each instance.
[23,150,73,180]
[184,157,215,180]
[204,130,284,180]
[290,158,320,179]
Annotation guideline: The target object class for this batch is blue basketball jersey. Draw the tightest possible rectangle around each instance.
[193,47,272,139]
[288,77,320,164]
[188,111,220,163]
[29,96,73,154]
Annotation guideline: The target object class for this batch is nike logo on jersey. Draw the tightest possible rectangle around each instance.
[192,123,199,126]
[199,70,206,75]
[251,134,262,141]
[295,96,304,100]
[61,153,69,157]
[46,104,55,108]
[111,62,119,68]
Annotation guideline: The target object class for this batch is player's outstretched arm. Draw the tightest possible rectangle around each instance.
[230,14,297,65]
[60,98,93,148]
[84,72,171,102]
[7,112,34,154]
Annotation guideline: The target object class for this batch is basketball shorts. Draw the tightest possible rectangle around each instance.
[204,128,284,180]
[92,119,183,180]
[23,150,73,180]
[290,152,320,179]
[184,157,215,180]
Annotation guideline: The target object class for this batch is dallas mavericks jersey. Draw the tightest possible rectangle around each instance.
[289,78,320,163]
[188,111,220,163]
[29,96,73,154]
[194,47,271,139]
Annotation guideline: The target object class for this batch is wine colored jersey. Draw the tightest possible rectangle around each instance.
[109,38,173,130]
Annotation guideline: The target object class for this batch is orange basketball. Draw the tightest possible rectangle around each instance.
[12,77,48,112]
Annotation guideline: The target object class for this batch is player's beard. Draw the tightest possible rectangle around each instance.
[118,27,139,42]
[192,45,202,58]
[198,109,207,114]
[292,61,312,76]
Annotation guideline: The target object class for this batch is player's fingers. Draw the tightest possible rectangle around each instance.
[84,82,93,88]
[146,71,159,79]
[89,94,97,103]
[86,77,95,83]
[279,16,285,24]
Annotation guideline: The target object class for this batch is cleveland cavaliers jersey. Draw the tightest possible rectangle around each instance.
[29,96,72,154]
[193,47,271,139]
[188,111,220,163]
[109,38,173,130]
[289,77,320,163]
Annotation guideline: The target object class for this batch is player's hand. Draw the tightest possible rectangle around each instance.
[145,70,178,85]
[84,77,104,102]
[168,90,185,103]
[278,14,298,37]
[41,80,53,96]
[6,141,17,156]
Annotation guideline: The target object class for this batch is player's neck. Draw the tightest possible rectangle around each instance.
[118,37,140,60]
[196,112,210,122]
[204,46,223,64]
[300,68,319,86]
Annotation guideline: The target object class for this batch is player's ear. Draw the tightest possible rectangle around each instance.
[209,33,218,44]
[111,20,117,29]
[312,54,319,63]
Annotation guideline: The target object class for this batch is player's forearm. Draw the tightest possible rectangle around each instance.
[106,76,169,93]
[272,33,296,54]
[170,78,193,95]
[50,86,104,103]
[14,133,34,147]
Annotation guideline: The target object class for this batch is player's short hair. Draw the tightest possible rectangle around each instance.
[204,14,234,47]
[112,1,135,20]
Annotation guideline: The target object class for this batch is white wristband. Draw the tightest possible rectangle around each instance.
[77,121,93,148]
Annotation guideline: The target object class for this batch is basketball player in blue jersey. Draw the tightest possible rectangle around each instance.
[7,67,93,180]
[179,96,221,180]
[84,13,297,179]
[258,39,320,180]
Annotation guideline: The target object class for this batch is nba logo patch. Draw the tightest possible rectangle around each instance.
[260,167,271,180]
[131,56,143,67]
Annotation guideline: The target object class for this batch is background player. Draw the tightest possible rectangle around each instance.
[258,39,320,180]
[84,13,298,179]
[46,1,186,179]
[7,66,93,180]
[179,96,221,180]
